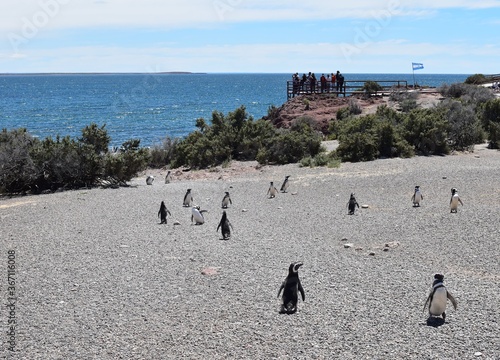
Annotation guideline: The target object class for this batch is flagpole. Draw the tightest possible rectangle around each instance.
[412,65,416,88]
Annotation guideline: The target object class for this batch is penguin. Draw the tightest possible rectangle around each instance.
[267,181,278,198]
[221,191,232,209]
[165,171,171,184]
[183,189,194,207]
[158,201,171,224]
[347,193,360,215]
[146,175,154,185]
[411,185,423,207]
[217,210,233,240]
[191,206,208,225]
[280,175,290,193]
[423,274,457,321]
[450,188,463,213]
[277,262,305,314]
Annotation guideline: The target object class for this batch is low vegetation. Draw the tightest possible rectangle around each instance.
[1,82,498,194]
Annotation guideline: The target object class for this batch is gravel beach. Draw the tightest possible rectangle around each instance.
[1,144,499,359]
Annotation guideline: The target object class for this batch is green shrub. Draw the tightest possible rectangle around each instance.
[402,108,449,155]
[349,99,362,115]
[149,137,179,168]
[79,123,110,154]
[465,74,487,85]
[441,100,484,151]
[0,128,37,193]
[481,98,500,148]
[362,81,383,97]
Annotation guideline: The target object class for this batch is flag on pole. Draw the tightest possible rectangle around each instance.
[412,62,424,70]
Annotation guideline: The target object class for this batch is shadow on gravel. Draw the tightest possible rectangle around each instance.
[426,317,445,327]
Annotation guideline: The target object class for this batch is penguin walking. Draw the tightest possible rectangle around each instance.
[165,171,171,184]
[277,262,305,314]
[146,175,155,185]
[280,175,290,193]
[347,193,360,215]
[221,192,232,209]
[217,210,233,240]
[191,206,208,225]
[450,188,463,213]
[158,201,171,224]
[423,274,457,322]
[183,189,194,207]
[267,181,278,198]
[411,186,423,207]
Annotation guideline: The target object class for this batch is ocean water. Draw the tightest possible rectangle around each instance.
[0,73,468,147]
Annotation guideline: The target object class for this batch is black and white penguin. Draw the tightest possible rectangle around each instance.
[423,274,457,321]
[217,210,233,240]
[347,193,360,215]
[450,188,463,213]
[183,189,194,207]
[191,206,208,225]
[146,175,155,185]
[267,181,278,198]
[158,201,171,224]
[411,185,423,207]
[221,191,232,209]
[165,171,171,184]
[280,175,290,193]
[277,262,305,314]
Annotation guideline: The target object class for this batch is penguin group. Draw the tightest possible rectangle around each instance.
[146,172,464,320]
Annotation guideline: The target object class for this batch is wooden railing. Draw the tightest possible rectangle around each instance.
[287,79,408,99]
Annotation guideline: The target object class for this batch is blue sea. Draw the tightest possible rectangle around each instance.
[0,73,468,147]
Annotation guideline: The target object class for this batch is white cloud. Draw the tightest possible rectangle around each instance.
[2,0,500,32]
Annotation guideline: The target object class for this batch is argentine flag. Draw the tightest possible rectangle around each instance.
[412,62,424,71]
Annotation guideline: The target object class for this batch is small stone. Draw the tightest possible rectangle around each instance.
[173,221,181,225]
[474,155,480,158]
[369,252,376,256]
[383,248,389,252]
[442,176,447,179]
[361,204,369,209]
[355,247,363,251]
[119,245,129,248]
[344,243,353,249]
[341,238,348,242]
[474,352,483,357]
[242,209,248,212]
[201,267,218,276]
[291,192,298,195]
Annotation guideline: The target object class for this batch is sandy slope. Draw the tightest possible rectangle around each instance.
[1,145,499,359]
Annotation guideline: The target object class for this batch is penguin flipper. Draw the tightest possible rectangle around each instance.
[298,282,305,301]
[167,210,172,216]
[277,283,284,298]
[447,291,458,310]
[423,293,432,312]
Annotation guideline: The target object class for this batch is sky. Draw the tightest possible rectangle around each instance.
[1,0,499,74]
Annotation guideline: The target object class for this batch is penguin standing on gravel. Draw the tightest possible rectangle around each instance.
[280,175,290,193]
[217,210,233,240]
[158,201,171,224]
[164,171,171,184]
[146,175,155,185]
[450,188,463,213]
[411,186,423,207]
[347,193,360,215]
[267,181,278,198]
[183,189,194,207]
[191,206,208,225]
[221,191,232,209]
[277,262,305,314]
[423,274,457,322]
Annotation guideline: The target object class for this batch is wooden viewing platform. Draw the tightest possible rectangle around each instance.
[287,79,408,99]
